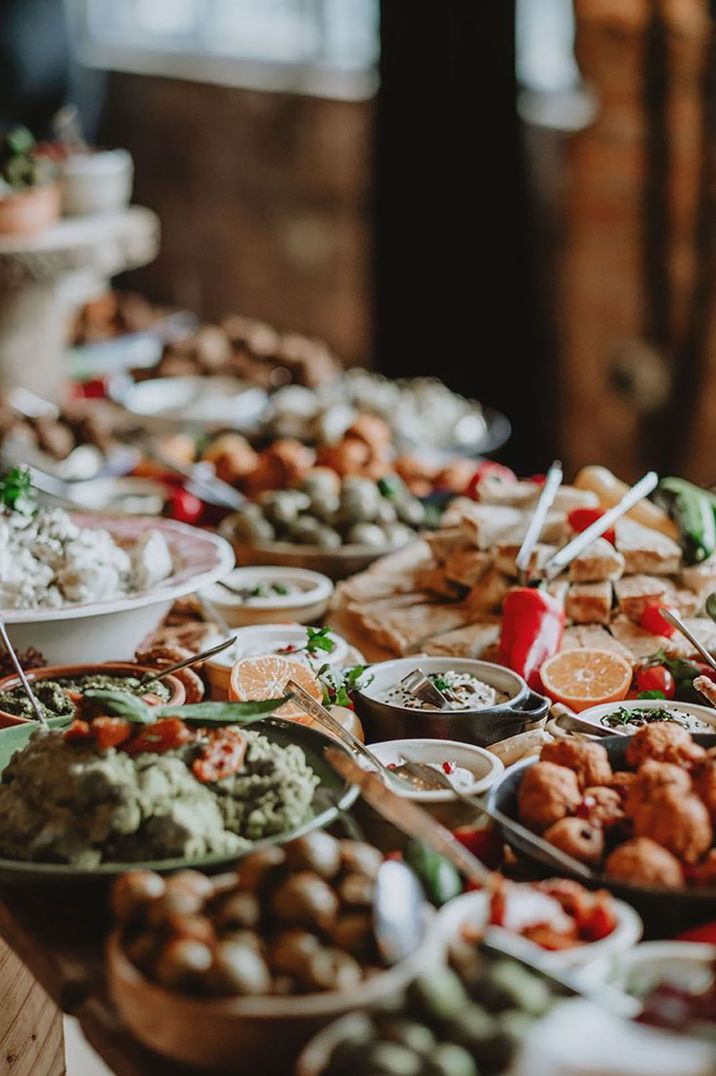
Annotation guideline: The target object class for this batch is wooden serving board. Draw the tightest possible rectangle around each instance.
[0,937,64,1076]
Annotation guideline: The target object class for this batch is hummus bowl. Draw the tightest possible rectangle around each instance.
[0,717,359,883]
[354,657,550,746]
[1,514,235,664]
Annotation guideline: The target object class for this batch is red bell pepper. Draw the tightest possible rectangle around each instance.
[465,461,517,499]
[498,586,565,691]
[568,507,616,546]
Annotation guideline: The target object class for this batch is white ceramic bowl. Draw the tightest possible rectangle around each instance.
[201,566,334,627]
[437,887,643,973]
[3,515,234,664]
[366,738,504,802]
[61,149,133,216]
[609,940,716,998]
[204,622,350,696]
[577,698,716,735]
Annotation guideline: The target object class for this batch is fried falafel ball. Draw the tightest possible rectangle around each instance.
[632,787,712,864]
[578,786,625,828]
[608,770,637,801]
[625,760,692,817]
[540,740,612,789]
[605,837,685,888]
[694,759,716,826]
[543,817,605,865]
[689,849,716,889]
[518,762,581,833]
[626,722,706,770]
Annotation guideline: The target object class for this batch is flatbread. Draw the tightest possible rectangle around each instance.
[614,518,681,576]
[568,537,625,583]
[561,624,634,661]
[354,602,481,656]
[423,620,501,659]
[565,582,612,625]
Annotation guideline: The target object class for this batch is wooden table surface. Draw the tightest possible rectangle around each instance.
[0,883,199,1076]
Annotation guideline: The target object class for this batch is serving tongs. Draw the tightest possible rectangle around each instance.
[0,617,48,730]
[515,459,563,584]
[542,471,659,581]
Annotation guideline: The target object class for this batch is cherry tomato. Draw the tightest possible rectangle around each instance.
[639,601,677,638]
[635,664,676,699]
[567,508,616,546]
[465,461,517,499]
[192,728,247,783]
[168,488,205,525]
[127,718,193,755]
[92,716,132,750]
[64,719,92,742]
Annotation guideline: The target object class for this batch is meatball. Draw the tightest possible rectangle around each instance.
[633,787,712,864]
[543,817,605,865]
[626,722,706,770]
[694,759,716,826]
[518,762,581,833]
[605,837,685,888]
[625,760,692,817]
[578,786,625,828]
[540,740,612,789]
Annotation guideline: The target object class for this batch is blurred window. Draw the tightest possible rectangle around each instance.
[71,0,379,100]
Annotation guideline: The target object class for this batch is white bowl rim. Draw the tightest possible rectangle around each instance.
[205,622,349,669]
[436,886,643,968]
[357,656,526,711]
[1,515,235,624]
[202,566,333,609]
[580,698,716,730]
[614,939,716,971]
[366,737,504,801]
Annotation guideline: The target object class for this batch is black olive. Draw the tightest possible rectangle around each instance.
[153,938,213,990]
[339,841,383,880]
[236,846,286,892]
[283,832,342,879]
[213,890,261,931]
[207,941,271,996]
[270,871,339,931]
[269,929,321,977]
[111,870,166,924]
[299,947,363,992]
[337,872,374,907]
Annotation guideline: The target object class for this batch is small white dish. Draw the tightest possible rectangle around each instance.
[578,698,716,735]
[61,148,133,216]
[113,375,268,432]
[201,566,333,627]
[437,887,643,973]
[609,940,716,999]
[204,622,350,696]
[365,738,504,802]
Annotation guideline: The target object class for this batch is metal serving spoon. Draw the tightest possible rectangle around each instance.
[137,635,235,687]
[373,859,425,963]
[660,607,716,672]
[394,758,594,880]
[0,617,48,730]
[399,668,452,709]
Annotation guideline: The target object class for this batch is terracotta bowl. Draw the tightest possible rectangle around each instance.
[107,914,439,1074]
[0,184,60,235]
[0,662,185,728]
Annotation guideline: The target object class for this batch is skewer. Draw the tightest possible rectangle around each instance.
[659,608,716,672]
[542,471,658,580]
[515,460,562,583]
[0,618,48,729]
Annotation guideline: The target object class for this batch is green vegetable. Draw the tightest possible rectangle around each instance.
[0,466,35,515]
[637,689,667,700]
[318,664,372,709]
[0,127,56,192]
[304,626,336,655]
[658,477,716,564]
[83,690,290,726]
[404,840,463,907]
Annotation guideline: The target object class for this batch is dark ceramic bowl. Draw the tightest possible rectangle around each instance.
[487,733,716,935]
[354,657,549,747]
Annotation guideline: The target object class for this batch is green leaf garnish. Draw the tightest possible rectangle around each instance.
[305,626,336,655]
[157,697,289,724]
[637,689,667,700]
[83,690,153,724]
[0,466,35,515]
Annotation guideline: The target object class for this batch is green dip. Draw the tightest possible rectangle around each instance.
[0,727,319,868]
[0,673,170,722]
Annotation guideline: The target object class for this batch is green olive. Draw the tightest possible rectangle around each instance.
[395,498,426,527]
[288,516,322,544]
[383,522,415,547]
[375,499,398,525]
[310,491,341,520]
[232,513,276,543]
[346,522,387,547]
[313,525,343,549]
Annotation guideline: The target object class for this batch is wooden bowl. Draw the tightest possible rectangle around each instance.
[0,184,60,235]
[224,536,404,583]
[107,917,439,1074]
[0,663,185,728]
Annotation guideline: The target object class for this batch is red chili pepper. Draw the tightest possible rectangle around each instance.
[639,601,677,638]
[568,508,616,546]
[498,587,565,691]
[465,461,518,499]
[92,716,132,751]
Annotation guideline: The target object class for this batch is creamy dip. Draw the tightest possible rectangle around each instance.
[0,507,173,609]
[384,670,508,711]
[600,706,713,734]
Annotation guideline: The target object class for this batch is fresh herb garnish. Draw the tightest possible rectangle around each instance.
[637,689,667,700]
[603,705,677,728]
[277,626,336,659]
[248,581,291,599]
[0,466,35,515]
[432,675,451,693]
[318,663,372,709]
[82,690,289,726]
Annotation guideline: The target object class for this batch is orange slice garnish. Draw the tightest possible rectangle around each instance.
[540,649,632,713]
[228,655,323,724]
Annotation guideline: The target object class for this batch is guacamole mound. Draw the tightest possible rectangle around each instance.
[0,727,319,868]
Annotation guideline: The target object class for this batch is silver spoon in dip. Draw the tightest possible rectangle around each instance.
[399,668,453,709]
[0,618,48,729]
